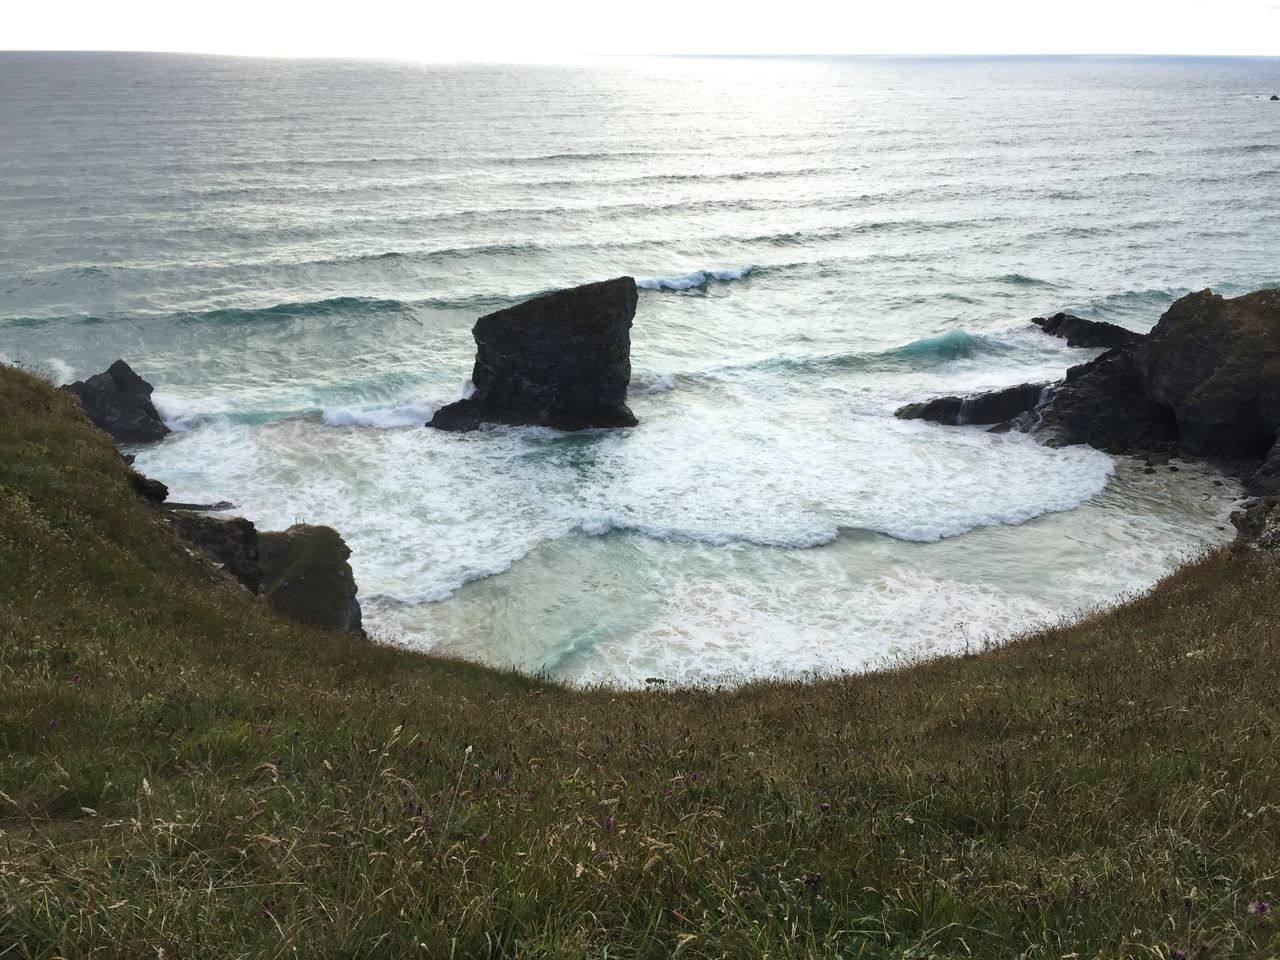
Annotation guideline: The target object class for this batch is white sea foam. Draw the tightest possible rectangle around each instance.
[153,392,212,432]
[322,401,437,428]
[45,357,76,384]
[628,370,676,395]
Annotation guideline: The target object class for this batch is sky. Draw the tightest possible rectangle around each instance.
[5,0,1280,59]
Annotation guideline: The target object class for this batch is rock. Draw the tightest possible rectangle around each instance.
[167,500,235,512]
[1272,95,1280,101]
[171,512,264,593]
[1130,288,1280,458]
[129,471,169,504]
[895,382,1048,426]
[1032,313,1142,351]
[429,277,639,432]
[1247,441,1280,496]
[259,524,363,635]
[1231,497,1280,549]
[63,359,170,443]
[1032,349,1179,451]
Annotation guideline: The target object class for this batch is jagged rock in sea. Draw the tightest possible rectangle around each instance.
[1031,312,1142,350]
[63,359,170,443]
[171,512,264,592]
[429,277,639,432]
[895,382,1048,426]
[1129,288,1280,460]
[1272,95,1280,101]
[1033,350,1179,452]
[260,524,364,636]
[1231,497,1280,550]
[900,289,1280,491]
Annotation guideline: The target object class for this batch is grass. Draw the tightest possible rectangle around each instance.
[1,362,1278,959]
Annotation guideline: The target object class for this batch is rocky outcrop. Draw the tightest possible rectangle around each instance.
[900,289,1280,489]
[1033,350,1179,452]
[1129,288,1280,459]
[896,382,1047,426]
[171,512,264,593]
[1231,497,1280,550]
[169,512,362,635]
[128,470,169,504]
[63,360,170,443]
[429,277,639,432]
[1272,95,1280,101]
[1031,313,1142,351]
[260,524,363,635]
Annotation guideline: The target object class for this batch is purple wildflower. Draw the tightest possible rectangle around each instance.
[1172,950,1187,960]
[478,834,491,848]
[49,719,59,730]
[802,872,823,890]
[261,898,275,918]
[601,815,616,833]
[1251,899,1271,915]
[72,673,83,686]
[819,801,831,813]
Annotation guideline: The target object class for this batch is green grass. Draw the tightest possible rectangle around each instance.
[1,362,1278,959]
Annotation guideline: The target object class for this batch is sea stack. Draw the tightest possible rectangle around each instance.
[63,359,170,443]
[429,276,639,432]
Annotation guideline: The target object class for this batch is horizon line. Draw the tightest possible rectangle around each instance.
[3,49,1280,62]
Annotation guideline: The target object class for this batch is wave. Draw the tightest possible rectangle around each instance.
[168,296,413,326]
[997,272,1058,287]
[704,330,1016,381]
[636,266,754,291]
[628,371,676,396]
[578,517,839,550]
[321,401,437,429]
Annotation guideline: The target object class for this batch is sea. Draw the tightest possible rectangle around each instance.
[3,52,1278,685]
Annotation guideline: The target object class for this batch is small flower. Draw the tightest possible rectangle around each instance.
[49,719,59,730]
[72,673,83,686]
[819,801,831,813]
[261,898,275,918]
[801,872,822,890]
[1171,950,1188,959]
[478,834,491,848]
[601,815,615,833]
[1251,899,1271,915]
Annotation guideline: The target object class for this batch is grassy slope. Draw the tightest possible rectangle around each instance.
[1,364,1278,960]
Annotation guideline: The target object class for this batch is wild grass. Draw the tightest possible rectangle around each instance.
[1,363,1277,958]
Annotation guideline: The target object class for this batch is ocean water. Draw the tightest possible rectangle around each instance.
[3,52,1278,684]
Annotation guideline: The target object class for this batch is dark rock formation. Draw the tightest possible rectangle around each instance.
[63,360,170,443]
[1033,350,1179,452]
[172,512,264,593]
[1272,95,1280,101]
[1031,313,1142,351]
[1231,497,1280,550]
[429,277,639,432]
[169,513,362,635]
[900,288,1280,488]
[896,382,1048,426]
[1129,288,1280,459]
[260,524,363,635]
[1248,443,1280,496]
[129,471,169,504]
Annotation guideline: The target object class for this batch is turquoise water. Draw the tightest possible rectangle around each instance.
[3,53,1277,683]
